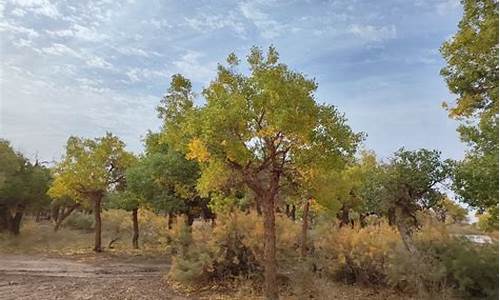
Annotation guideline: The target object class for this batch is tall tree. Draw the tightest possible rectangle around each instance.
[169,47,361,299]
[48,133,134,252]
[440,0,499,224]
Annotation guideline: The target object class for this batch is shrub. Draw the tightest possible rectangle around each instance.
[168,211,301,285]
[313,222,400,285]
[63,211,94,231]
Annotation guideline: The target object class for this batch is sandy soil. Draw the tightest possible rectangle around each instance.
[0,254,189,300]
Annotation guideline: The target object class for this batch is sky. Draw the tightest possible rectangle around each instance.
[0,0,466,163]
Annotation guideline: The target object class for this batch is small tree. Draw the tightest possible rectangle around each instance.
[377,148,452,255]
[48,133,134,252]
[0,140,52,235]
[171,47,361,299]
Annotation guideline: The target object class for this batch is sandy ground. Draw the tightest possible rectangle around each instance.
[0,254,189,300]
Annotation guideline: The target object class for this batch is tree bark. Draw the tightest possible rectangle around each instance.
[93,196,103,252]
[255,199,262,215]
[300,198,311,257]
[290,204,296,221]
[167,212,174,230]
[11,211,23,235]
[262,194,279,300]
[338,204,350,228]
[132,208,139,249]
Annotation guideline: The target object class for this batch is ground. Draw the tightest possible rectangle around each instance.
[0,253,414,300]
[0,254,187,300]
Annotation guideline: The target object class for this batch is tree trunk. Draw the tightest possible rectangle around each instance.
[167,212,174,230]
[395,208,418,256]
[54,203,80,232]
[262,194,279,300]
[290,204,296,221]
[300,198,311,257]
[132,208,139,249]
[93,196,102,252]
[11,211,23,235]
[255,199,262,215]
[339,204,350,228]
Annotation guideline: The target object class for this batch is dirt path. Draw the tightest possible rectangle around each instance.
[0,254,190,300]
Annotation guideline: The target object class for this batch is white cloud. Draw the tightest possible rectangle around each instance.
[40,43,81,58]
[85,55,113,69]
[125,67,168,83]
[0,21,39,38]
[8,0,60,19]
[239,2,288,39]
[172,50,216,84]
[46,24,108,42]
[185,13,246,36]
[436,0,460,16]
[349,24,397,42]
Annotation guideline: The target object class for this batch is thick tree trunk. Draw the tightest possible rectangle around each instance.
[93,196,102,252]
[132,208,139,249]
[300,198,311,257]
[262,195,279,300]
[54,203,80,232]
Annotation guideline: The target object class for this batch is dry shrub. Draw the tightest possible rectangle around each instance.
[101,209,169,250]
[313,221,400,285]
[168,210,301,286]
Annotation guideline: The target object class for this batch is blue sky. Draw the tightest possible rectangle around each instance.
[0,0,465,163]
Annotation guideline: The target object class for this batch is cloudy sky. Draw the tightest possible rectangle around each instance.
[0,0,465,162]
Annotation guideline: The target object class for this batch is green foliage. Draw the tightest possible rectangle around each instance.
[49,133,135,203]
[0,139,52,233]
[441,0,499,219]
[440,0,498,120]
[374,148,452,229]
[126,132,208,218]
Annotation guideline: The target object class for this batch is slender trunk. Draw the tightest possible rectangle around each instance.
[285,204,290,218]
[300,198,311,257]
[132,208,139,249]
[339,204,350,228]
[256,200,262,215]
[394,206,427,294]
[93,196,102,252]
[11,211,23,235]
[51,205,60,223]
[167,212,174,230]
[290,204,296,221]
[54,203,79,232]
[262,194,279,300]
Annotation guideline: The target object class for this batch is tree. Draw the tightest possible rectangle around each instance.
[171,47,361,299]
[376,149,452,255]
[0,140,52,235]
[433,197,468,224]
[48,133,134,252]
[126,132,211,227]
[441,0,499,225]
[106,190,142,249]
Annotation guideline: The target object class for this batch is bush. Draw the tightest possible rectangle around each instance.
[168,211,301,285]
[387,222,499,299]
[313,222,400,285]
[63,211,94,231]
